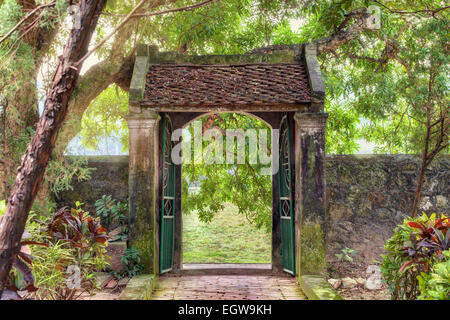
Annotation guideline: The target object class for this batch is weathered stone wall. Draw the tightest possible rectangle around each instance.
[325,155,449,271]
[57,154,449,272]
[57,156,129,213]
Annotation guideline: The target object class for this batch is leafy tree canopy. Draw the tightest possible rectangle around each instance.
[0,0,448,227]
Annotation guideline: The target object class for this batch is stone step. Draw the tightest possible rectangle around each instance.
[176,263,278,276]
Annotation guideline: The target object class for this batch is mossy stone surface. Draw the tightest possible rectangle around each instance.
[300,275,343,300]
[118,274,157,300]
[299,219,325,277]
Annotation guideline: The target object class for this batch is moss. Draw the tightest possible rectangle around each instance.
[300,275,343,300]
[118,274,157,300]
[130,230,156,274]
[299,219,325,277]
[149,50,296,65]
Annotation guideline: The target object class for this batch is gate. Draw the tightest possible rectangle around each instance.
[160,114,175,273]
[278,115,295,275]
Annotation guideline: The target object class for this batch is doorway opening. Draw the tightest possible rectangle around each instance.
[180,113,273,268]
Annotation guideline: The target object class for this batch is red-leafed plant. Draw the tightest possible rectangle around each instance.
[46,206,108,249]
[381,213,449,300]
[1,200,109,300]
[400,216,449,273]
[41,205,109,299]
[3,239,48,297]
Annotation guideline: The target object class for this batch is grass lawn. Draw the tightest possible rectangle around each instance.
[182,203,271,263]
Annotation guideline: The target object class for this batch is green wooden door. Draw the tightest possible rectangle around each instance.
[278,115,295,275]
[160,114,175,274]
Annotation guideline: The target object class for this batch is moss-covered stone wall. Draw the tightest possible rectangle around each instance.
[56,156,129,213]
[57,154,449,267]
[325,154,449,266]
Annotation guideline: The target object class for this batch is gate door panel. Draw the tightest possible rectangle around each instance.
[160,114,175,273]
[278,115,295,275]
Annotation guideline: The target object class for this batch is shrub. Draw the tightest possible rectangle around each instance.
[381,213,449,300]
[111,248,144,279]
[1,201,110,300]
[35,205,109,299]
[94,195,128,241]
[417,250,449,300]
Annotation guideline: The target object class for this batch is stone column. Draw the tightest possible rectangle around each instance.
[126,111,160,274]
[294,112,328,279]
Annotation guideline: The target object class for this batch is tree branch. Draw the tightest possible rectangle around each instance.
[104,0,217,18]
[0,1,56,45]
[315,9,370,54]
[75,0,147,67]
[76,0,218,66]
[371,1,449,17]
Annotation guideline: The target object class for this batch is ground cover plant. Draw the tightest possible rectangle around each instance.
[0,200,109,299]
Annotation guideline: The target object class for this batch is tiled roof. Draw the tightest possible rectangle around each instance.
[143,63,311,106]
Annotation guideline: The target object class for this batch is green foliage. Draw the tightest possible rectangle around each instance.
[18,205,110,299]
[46,156,94,196]
[417,250,450,300]
[182,113,272,232]
[335,247,356,262]
[94,195,128,240]
[311,3,449,155]
[27,239,77,300]
[0,199,5,215]
[381,215,424,299]
[381,213,449,300]
[78,85,129,153]
[111,248,144,279]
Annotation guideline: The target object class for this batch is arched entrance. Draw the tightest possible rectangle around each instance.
[125,43,328,281]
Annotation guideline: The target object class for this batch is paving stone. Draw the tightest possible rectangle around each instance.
[151,274,306,300]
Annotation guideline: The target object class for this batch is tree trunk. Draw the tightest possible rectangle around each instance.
[411,157,426,217]
[1,101,9,200]
[0,0,60,202]
[0,0,107,297]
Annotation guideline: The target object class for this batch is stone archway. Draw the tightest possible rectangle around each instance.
[125,43,328,282]
[167,111,277,273]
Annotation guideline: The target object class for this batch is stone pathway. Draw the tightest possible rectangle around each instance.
[151,275,307,300]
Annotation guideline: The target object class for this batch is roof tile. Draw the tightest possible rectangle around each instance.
[143,63,311,106]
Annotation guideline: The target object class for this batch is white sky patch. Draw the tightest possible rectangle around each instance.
[355,139,376,154]
[289,17,305,31]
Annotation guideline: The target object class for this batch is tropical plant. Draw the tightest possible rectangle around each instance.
[417,250,450,300]
[400,215,449,272]
[10,204,110,300]
[94,195,128,241]
[95,195,127,227]
[46,205,109,250]
[381,213,449,300]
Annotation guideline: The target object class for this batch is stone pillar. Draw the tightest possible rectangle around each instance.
[294,112,328,279]
[126,111,160,274]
